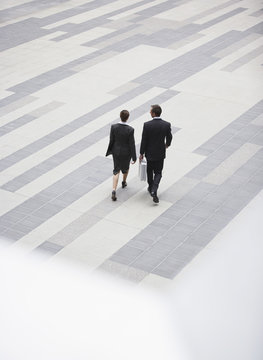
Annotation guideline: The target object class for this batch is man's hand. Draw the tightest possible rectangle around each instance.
[139,154,144,162]
[131,160,136,164]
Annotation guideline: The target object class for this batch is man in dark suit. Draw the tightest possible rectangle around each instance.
[106,110,137,201]
[139,105,172,203]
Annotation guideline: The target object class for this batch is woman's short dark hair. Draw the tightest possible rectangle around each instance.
[120,110,129,122]
[151,104,162,117]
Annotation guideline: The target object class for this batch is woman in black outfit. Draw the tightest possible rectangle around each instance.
[106,110,137,201]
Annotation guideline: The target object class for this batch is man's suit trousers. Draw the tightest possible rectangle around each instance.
[146,159,164,194]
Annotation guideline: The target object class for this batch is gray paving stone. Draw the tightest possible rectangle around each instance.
[151,216,177,229]
[130,251,168,273]
[32,203,65,220]
[104,34,147,52]
[247,169,263,188]
[0,156,111,241]
[137,0,184,17]
[182,181,216,202]
[134,53,217,88]
[111,245,144,265]
[52,18,112,41]
[189,200,218,219]
[215,33,261,58]
[162,227,190,244]
[249,129,263,146]
[109,82,141,96]
[246,21,263,35]
[152,243,202,279]
[177,213,205,230]
[50,0,158,42]
[72,51,119,72]
[252,114,263,126]
[192,30,244,56]
[1,228,27,242]
[0,115,36,137]
[201,7,247,29]
[137,225,166,242]
[144,25,202,47]
[38,0,116,26]
[29,101,64,117]
[223,43,263,71]
[98,260,148,283]
[126,236,154,251]
[11,217,44,234]
[0,225,8,235]
[36,241,64,255]
[161,177,199,203]
[83,23,139,48]
[161,205,189,223]
[169,33,204,50]
[250,9,263,17]
[9,69,76,95]
[0,211,26,228]
[0,0,69,22]
[0,95,37,117]
[186,0,243,23]
[190,125,262,180]
[194,101,263,154]
[0,19,51,51]
[46,178,146,246]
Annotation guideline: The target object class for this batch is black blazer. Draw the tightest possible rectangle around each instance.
[140,118,172,161]
[106,123,137,161]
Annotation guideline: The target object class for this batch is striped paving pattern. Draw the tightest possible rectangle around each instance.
[0,0,263,283]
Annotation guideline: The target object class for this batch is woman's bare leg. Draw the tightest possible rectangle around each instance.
[113,172,120,191]
[122,170,129,183]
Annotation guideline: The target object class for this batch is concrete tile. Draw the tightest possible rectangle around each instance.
[223,44,263,71]
[0,95,37,117]
[252,114,263,126]
[204,143,262,185]
[36,240,64,255]
[29,101,64,117]
[110,245,144,265]
[1,230,23,243]
[152,243,202,279]
[0,115,36,137]
[201,7,247,29]
[99,260,148,283]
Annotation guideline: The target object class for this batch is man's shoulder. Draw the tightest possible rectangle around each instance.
[161,119,171,126]
[144,119,154,126]
[125,124,134,132]
[144,119,170,126]
[113,123,134,131]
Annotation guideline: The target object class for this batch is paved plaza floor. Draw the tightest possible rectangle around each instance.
[0,0,263,358]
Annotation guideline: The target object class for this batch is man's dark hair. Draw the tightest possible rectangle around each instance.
[120,110,129,122]
[151,104,162,117]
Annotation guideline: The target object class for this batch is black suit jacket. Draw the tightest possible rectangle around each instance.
[106,123,136,161]
[140,118,172,161]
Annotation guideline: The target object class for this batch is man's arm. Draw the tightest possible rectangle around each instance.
[165,122,172,148]
[139,123,147,161]
[105,125,114,156]
[129,128,137,163]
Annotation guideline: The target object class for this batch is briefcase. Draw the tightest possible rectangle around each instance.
[139,159,147,181]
